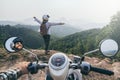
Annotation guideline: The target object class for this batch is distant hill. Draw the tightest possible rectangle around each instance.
[0,21,20,26]
[50,29,101,55]
[0,20,106,37]
[0,20,81,37]
[0,18,106,30]
[14,24,81,37]
[49,25,81,37]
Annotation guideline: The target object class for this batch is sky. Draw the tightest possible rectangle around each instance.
[0,0,120,25]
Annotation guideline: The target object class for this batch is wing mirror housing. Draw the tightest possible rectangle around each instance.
[99,39,119,57]
[4,37,23,53]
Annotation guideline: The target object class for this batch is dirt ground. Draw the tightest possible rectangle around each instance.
[0,50,120,80]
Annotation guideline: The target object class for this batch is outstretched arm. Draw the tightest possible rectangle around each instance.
[33,17,42,24]
[50,22,65,26]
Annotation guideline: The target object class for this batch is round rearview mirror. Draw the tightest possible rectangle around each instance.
[4,37,23,53]
[99,39,119,57]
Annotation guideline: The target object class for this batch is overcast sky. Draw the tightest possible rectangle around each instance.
[0,0,120,24]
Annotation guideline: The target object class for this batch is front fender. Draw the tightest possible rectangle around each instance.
[67,69,82,80]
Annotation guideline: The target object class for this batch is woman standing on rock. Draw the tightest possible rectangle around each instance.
[33,15,64,54]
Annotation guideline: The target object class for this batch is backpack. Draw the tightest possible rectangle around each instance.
[40,23,48,36]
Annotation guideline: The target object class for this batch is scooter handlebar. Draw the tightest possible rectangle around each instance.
[28,62,114,76]
[37,63,48,69]
[27,62,48,74]
[90,66,114,76]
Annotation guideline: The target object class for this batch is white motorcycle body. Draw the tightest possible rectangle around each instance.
[46,53,82,80]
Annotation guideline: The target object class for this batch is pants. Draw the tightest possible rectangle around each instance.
[42,35,50,51]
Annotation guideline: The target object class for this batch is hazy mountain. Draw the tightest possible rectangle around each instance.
[0,20,106,37]
[0,21,19,26]
[49,25,81,37]
[0,18,106,30]
[59,18,107,30]
[78,22,107,30]
[15,24,81,37]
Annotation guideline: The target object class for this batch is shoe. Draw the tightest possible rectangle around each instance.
[47,50,50,52]
[45,50,50,55]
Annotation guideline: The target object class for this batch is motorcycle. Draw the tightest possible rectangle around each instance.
[3,37,119,80]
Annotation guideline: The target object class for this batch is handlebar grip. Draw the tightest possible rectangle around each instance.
[27,62,48,74]
[0,72,8,80]
[90,66,114,76]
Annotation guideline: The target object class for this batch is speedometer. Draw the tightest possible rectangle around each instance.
[51,54,65,67]
[49,53,69,70]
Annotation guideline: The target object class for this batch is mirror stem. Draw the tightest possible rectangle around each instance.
[80,49,99,64]
[23,48,39,63]
[83,49,99,56]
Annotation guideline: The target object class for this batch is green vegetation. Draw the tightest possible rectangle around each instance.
[50,29,101,55]
[0,25,44,49]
